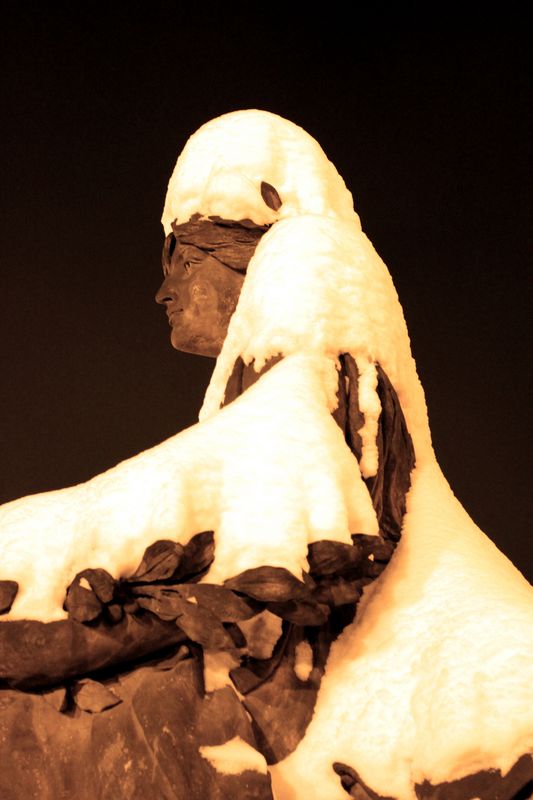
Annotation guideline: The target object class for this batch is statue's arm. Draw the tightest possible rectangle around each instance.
[0,423,203,621]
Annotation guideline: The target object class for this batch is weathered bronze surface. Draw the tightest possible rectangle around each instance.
[1,215,523,800]
[156,214,270,356]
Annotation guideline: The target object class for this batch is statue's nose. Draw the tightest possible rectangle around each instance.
[155,275,177,305]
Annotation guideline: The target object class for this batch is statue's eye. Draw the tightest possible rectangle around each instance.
[162,232,176,275]
[168,234,177,259]
[184,261,193,274]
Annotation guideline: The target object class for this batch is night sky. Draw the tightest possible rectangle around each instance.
[1,10,531,581]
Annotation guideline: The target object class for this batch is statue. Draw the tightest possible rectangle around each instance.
[155,214,251,357]
[0,110,531,800]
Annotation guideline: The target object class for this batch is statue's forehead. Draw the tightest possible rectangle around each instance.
[165,214,270,275]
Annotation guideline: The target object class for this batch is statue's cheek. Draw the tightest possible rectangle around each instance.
[189,280,218,311]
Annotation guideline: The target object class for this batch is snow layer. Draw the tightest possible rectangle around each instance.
[2,108,532,797]
[271,459,533,800]
[161,109,360,234]
[0,352,376,620]
[203,650,240,693]
[187,206,532,797]
[199,736,268,776]
[200,213,432,466]
[294,640,314,683]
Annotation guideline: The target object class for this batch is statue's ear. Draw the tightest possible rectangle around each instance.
[260,181,282,211]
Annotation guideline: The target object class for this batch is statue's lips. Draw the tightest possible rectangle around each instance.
[167,309,183,325]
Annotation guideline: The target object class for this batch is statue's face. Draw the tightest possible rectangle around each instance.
[156,238,245,357]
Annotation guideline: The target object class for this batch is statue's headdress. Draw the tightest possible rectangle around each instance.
[161,109,360,235]
[162,212,271,276]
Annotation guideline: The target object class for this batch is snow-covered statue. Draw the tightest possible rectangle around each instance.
[0,110,532,800]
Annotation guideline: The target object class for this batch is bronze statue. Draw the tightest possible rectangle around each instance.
[156,221,246,357]
[0,207,411,800]
[0,110,531,800]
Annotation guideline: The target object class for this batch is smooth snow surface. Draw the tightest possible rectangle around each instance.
[161,109,360,234]
[2,109,532,797]
[271,460,533,800]
[200,214,432,465]
[0,352,376,620]
[199,736,268,775]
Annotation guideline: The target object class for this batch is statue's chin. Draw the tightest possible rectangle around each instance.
[170,328,221,358]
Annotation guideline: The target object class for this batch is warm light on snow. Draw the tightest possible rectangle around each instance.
[199,735,268,775]
[161,109,360,234]
[270,459,533,799]
[1,108,532,799]
[199,213,433,465]
[0,352,377,619]
[203,650,240,693]
[294,640,314,682]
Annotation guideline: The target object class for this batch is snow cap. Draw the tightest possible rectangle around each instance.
[200,214,433,463]
[161,109,360,234]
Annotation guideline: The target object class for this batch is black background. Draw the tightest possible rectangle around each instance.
[1,8,531,580]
